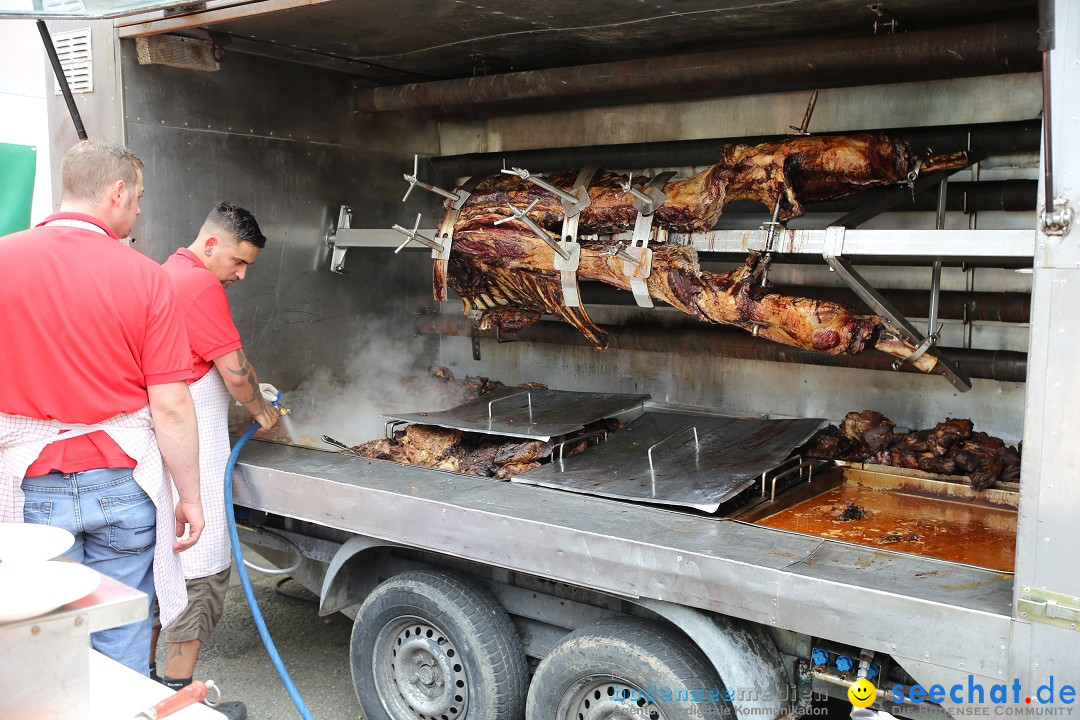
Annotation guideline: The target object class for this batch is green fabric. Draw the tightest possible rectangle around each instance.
[0,142,38,236]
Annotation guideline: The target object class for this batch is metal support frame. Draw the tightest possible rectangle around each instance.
[326,205,353,274]
[822,226,972,392]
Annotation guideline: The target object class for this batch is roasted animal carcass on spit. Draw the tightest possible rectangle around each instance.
[439,133,966,373]
[802,411,1022,491]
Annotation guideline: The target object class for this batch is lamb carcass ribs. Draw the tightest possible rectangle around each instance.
[448,230,938,372]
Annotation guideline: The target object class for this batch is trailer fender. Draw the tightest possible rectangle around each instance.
[632,598,790,717]
[319,536,399,616]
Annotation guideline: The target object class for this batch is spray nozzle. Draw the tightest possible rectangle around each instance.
[272,391,291,417]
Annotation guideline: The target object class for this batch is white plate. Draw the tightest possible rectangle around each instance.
[0,522,75,564]
[0,560,101,623]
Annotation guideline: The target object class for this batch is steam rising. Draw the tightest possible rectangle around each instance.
[280,319,467,449]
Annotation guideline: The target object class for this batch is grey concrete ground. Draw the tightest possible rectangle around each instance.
[155,569,365,720]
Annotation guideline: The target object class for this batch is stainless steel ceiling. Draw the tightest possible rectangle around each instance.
[193,0,1036,84]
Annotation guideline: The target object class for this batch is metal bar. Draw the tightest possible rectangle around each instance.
[37,20,87,140]
[552,428,609,463]
[356,21,1039,115]
[1041,50,1056,218]
[647,426,699,475]
[575,282,1031,324]
[487,391,533,422]
[677,228,1033,261]
[417,315,1027,383]
[823,251,972,392]
[501,168,579,205]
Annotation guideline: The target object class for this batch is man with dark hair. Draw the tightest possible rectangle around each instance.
[152,201,280,720]
[0,138,204,673]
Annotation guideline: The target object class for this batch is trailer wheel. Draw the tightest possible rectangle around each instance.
[351,570,528,720]
[526,617,728,720]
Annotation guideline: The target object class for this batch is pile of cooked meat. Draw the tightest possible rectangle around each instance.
[801,410,1021,491]
[353,418,622,479]
[350,365,622,478]
[440,133,966,372]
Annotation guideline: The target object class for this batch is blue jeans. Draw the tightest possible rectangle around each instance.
[22,467,157,674]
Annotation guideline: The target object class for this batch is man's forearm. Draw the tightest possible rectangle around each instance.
[213,348,278,427]
[148,381,201,502]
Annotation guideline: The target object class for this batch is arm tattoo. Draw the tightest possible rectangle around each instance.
[225,349,260,403]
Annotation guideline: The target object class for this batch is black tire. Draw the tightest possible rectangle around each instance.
[526,617,728,720]
[351,570,528,720]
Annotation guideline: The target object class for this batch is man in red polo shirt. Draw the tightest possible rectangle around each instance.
[0,139,204,673]
[153,201,279,719]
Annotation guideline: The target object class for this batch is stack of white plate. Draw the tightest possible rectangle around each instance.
[0,522,100,623]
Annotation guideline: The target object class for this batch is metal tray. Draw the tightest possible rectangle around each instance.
[382,387,650,441]
[511,409,827,512]
[735,464,1019,572]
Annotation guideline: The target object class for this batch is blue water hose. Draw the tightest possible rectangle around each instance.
[224,421,315,720]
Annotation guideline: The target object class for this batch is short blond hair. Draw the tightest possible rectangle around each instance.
[61,139,144,205]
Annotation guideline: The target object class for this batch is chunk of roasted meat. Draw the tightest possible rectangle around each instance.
[802,413,1020,490]
[350,418,624,479]
[840,411,896,454]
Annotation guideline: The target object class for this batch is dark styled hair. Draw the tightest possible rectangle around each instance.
[201,201,266,248]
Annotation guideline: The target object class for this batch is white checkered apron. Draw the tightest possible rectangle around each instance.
[178,368,234,579]
[0,408,189,627]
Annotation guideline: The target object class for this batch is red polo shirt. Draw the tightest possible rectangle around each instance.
[161,248,242,383]
[0,213,193,475]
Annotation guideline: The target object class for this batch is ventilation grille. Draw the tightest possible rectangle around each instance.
[51,28,93,95]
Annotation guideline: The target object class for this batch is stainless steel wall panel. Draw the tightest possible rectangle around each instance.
[119,43,441,387]
[441,74,1042,156]
[435,336,1026,443]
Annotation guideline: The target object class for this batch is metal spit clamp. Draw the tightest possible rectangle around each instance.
[617,171,675,307]
[402,154,463,206]
[392,213,445,254]
[500,163,599,307]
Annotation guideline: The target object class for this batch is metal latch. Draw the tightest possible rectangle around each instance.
[1018,587,1080,631]
[1041,197,1073,238]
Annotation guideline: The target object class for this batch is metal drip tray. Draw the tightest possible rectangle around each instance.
[382,387,650,441]
[511,410,827,512]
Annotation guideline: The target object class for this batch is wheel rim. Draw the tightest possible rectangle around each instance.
[372,616,469,720]
[560,678,665,720]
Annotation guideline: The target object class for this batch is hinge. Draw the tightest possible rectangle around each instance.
[1017,587,1080,631]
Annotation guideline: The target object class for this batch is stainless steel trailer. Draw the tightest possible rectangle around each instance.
[11,0,1080,718]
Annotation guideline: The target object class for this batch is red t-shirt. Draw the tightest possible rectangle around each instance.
[161,248,242,382]
[0,213,194,475]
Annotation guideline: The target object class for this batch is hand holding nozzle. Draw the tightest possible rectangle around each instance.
[402,154,461,203]
[392,213,445,254]
[495,199,571,260]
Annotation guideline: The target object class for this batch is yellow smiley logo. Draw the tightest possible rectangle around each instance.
[848,678,877,708]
